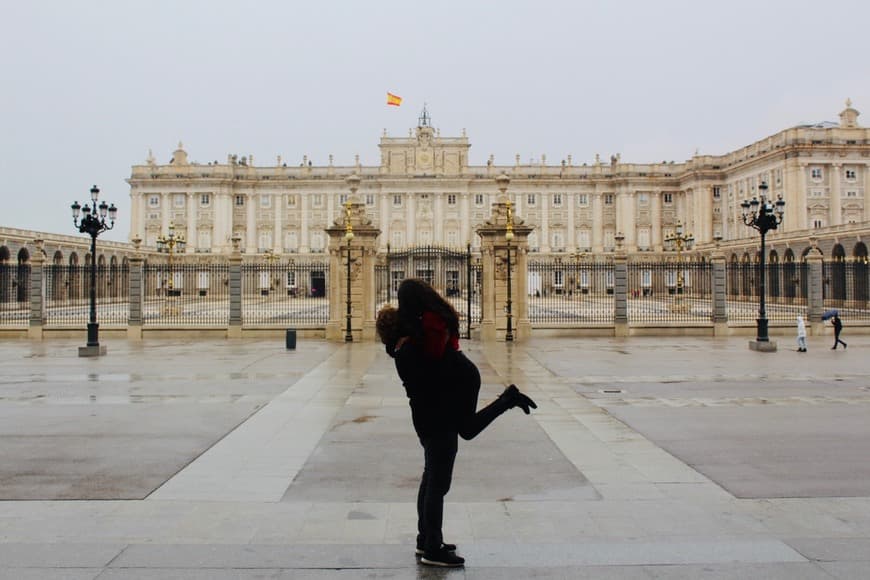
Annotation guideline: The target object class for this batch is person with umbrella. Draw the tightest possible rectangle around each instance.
[831,314,847,350]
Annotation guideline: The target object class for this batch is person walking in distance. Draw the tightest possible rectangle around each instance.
[796,315,807,352]
[376,279,536,568]
[831,314,847,350]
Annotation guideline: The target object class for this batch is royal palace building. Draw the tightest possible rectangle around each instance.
[127,102,870,260]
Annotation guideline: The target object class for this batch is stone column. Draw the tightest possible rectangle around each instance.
[127,238,144,341]
[187,193,198,253]
[273,194,283,253]
[228,235,243,338]
[28,240,45,339]
[461,192,471,247]
[592,191,604,252]
[711,248,727,335]
[865,162,870,222]
[246,193,257,253]
[805,245,825,335]
[651,190,663,251]
[379,192,390,250]
[613,241,628,337]
[161,192,171,236]
[325,176,381,342]
[300,194,310,253]
[830,163,842,226]
[567,191,576,252]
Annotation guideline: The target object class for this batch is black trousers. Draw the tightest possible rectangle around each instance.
[416,430,458,553]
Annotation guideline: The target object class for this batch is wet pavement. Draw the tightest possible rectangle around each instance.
[0,334,869,578]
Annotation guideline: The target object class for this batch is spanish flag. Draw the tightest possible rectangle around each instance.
[386,92,402,107]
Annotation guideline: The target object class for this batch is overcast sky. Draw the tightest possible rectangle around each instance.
[2,0,868,242]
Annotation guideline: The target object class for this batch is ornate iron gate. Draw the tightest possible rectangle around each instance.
[375,245,479,338]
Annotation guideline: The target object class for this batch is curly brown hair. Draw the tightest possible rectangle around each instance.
[376,305,401,349]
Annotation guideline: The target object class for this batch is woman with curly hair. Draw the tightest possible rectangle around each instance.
[376,279,536,568]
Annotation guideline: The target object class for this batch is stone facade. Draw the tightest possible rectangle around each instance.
[124,101,868,262]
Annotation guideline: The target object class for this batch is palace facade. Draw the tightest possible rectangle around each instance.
[127,102,869,260]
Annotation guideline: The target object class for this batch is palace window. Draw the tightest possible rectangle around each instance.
[663,193,673,204]
[845,168,857,181]
[474,194,484,206]
[312,194,323,208]
[813,219,824,229]
[712,187,721,199]
[604,194,614,205]
[393,194,402,206]
[527,194,536,206]
[846,191,858,197]
[260,195,271,208]
[287,195,297,207]
[638,193,649,204]
[553,193,562,207]
[173,193,185,208]
[447,194,457,205]
[199,193,210,206]
[339,194,348,205]
[366,194,374,206]
[811,167,823,181]
[577,193,588,205]
[235,195,245,207]
[148,195,160,207]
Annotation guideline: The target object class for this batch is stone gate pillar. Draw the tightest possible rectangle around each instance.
[28,239,46,339]
[476,174,533,342]
[127,238,144,341]
[805,239,825,335]
[325,174,381,342]
[711,241,728,335]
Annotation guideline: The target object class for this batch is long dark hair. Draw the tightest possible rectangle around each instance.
[397,278,459,338]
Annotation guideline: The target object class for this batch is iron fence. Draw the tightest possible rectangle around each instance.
[0,263,29,328]
[375,245,479,337]
[242,261,329,326]
[44,264,129,328]
[627,261,713,324]
[143,263,230,327]
[824,260,870,322]
[527,259,614,325]
[726,261,807,323]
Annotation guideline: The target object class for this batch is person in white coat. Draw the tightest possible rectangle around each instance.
[796,315,807,352]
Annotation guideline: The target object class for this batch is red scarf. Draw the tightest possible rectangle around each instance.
[421,311,460,359]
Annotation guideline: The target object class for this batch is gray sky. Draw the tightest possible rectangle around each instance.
[2,0,868,242]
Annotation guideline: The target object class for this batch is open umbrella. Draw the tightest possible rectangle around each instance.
[821,309,839,321]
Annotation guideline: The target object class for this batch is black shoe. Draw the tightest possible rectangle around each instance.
[420,548,465,567]
[844,343,847,349]
[415,542,456,556]
[832,346,837,350]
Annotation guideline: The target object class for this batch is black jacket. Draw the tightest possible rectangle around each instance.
[392,341,481,439]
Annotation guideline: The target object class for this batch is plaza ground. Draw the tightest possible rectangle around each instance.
[0,334,868,578]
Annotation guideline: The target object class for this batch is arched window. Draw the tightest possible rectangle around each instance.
[854,242,869,304]
[830,244,846,301]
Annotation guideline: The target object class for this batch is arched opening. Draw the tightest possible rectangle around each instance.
[769,250,780,300]
[69,252,80,300]
[0,246,10,303]
[852,242,868,305]
[729,254,739,296]
[741,252,753,297]
[784,248,797,300]
[51,251,64,301]
[16,248,30,302]
[830,244,846,301]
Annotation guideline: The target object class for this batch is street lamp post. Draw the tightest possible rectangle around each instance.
[664,221,694,309]
[71,185,117,356]
[741,181,785,347]
[156,222,186,293]
[344,173,360,343]
[496,173,514,341]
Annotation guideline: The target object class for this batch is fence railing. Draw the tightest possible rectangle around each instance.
[628,262,713,324]
[44,265,129,328]
[0,264,29,328]
[143,263,230,327]
[527,260,614,325]
[726,262,808,323]
[242,261,329,327]
[824,260,870,322]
